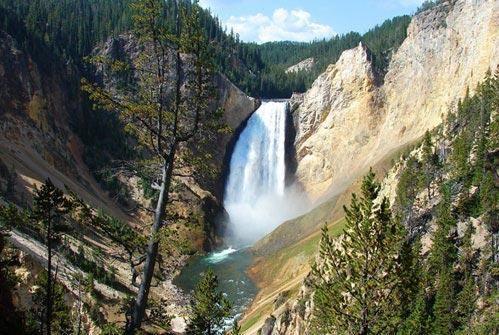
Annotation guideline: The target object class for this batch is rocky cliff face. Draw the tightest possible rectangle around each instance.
[292,0,499,200]
[291,42,381,198]
[255,110,497,335]
[0,30,115,212]
[95,34,258,195]
[247,1,499,333]
[0,28,258,244]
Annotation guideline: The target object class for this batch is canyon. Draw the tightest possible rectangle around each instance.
[0,0,498,334]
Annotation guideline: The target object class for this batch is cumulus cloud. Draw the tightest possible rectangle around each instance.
[225,8,335,43]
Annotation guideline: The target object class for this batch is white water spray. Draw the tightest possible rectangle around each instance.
[224,101,308,245]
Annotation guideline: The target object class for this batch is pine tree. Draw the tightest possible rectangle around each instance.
[421,130,439,200]
[479,171,497,220]
[82,1,222,332]
[428,185,458,335]
[70,272,87,335]
[27,271,72,335]
[230,320,241,335]
[432,267,456,335]
[399,282,431,335]
[312,169,406,335]
[455,222,477,329]
[396,156,422,220]
[186,268,231,335]
[397,239,425,329]
[32,178,72,335]
[450,129,472,182]
[0,204,26,334]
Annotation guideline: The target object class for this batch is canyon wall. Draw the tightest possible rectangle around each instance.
[292,0,499,200]
[0,29,257,227]
[0,28,257,330]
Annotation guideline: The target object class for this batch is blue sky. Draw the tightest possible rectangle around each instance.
[198,0,425,43]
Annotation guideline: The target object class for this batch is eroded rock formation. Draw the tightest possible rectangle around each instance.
[292,0,499,200]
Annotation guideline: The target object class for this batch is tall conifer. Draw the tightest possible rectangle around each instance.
[32,178,72,335]
[186,268,231,335]
[312,170,405,334]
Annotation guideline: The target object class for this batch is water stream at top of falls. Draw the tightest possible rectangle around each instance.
[224,100,289,245]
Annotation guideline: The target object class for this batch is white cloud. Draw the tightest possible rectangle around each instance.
[198,0,214,9]
[397,0,425,6]
[225,8,335,43]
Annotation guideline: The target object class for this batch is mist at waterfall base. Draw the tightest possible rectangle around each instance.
[224,101,310,246]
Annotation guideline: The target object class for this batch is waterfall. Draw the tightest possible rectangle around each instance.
[225,101,303,245]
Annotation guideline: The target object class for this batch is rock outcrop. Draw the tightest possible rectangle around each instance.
[247,1,499,333]
[95,34,259,191]
[257,102,497,335]
[0,30,118,213]
[285,58,315,74]
[291,42,380,199]
[292,0,499,200]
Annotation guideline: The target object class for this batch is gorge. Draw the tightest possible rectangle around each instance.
[0,0,497,334]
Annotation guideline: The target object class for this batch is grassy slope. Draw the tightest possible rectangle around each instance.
[242,217,345,333]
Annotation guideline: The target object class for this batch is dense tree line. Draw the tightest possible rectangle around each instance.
[246,16,411,97]
[0,1,414,194]
[0,0,411,99]
[0,0,133,67]
[0,0,258,91]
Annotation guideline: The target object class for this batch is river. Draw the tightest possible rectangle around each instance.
[173,247,257,322]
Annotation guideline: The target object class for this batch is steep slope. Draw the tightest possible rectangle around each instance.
[243,147,410,334]
[250,71,498,334]
[246,1,499,333]
[293,0,498,200]
[0,29,257,229]
[0,28,258,332]
[93,33,259,203]
[256,0,499,261]
[0,30,122,217]
[291,42,381,198]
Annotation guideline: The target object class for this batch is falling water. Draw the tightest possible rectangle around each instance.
[224,101,299,245]
[175,101,309,325]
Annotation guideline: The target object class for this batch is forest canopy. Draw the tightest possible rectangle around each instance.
[0,0,410,98]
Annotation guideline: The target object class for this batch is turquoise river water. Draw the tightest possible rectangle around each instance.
[173,247,258,321]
